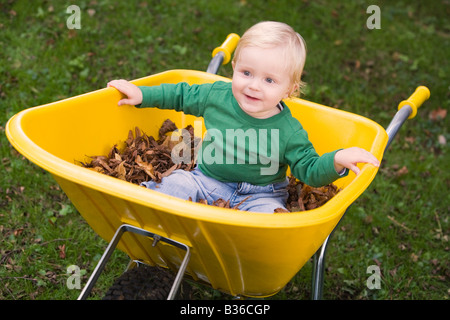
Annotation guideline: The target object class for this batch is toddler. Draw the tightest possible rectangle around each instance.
[107,21,379,213]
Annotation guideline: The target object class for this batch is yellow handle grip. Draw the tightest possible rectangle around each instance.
[212,33,240,65]
[398,86,430,119]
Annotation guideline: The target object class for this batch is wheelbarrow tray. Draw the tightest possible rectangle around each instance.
[6,70,388,297]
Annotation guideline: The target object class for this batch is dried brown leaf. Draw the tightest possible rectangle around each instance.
[429,108,447,121]
[58,244,66,259]
[116,161,127,180]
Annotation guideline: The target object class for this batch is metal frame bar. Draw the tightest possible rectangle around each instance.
[311,238,329,300]
[77,224,191,300]
[311,209,348,300]
[206,51,225,74]
[385,105,413,151]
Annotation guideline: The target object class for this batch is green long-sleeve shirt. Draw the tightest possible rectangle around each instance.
[137,81,344,187]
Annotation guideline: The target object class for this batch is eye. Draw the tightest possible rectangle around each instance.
[265,77,275,84]
[243,70,251,77]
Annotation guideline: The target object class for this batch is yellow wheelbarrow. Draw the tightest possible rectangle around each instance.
[6,34,430,300]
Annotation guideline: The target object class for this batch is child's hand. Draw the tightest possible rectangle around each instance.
[334,147,380,175]
[107,79,143,106]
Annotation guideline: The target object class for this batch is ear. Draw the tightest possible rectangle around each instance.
[284,83,299,99]
[231,60,235,70]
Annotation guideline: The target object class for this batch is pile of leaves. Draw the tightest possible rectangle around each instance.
[80,120,339,212]
[279,175,340,212]
[80,120,198,185]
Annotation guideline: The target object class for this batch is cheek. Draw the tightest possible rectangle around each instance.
[231,77,243,93]
[268,86,286,97]
[278,85,292,99]
[231,80,240,99]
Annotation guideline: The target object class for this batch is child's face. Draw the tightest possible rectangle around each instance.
[231,45,295,119]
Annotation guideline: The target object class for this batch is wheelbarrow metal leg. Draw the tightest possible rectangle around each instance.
[311,235,330,300]
[78,224,190,300]
[311,208,348,300]
[168,242,191,300]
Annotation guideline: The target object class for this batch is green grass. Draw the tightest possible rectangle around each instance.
[1,0,448,300]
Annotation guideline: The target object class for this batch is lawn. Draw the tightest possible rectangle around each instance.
[1,0,448,300]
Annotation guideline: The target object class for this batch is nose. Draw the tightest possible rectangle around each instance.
[248,78,260,91]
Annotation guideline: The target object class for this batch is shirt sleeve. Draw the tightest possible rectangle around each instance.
[284,129,348,187]
[136,82,214,117]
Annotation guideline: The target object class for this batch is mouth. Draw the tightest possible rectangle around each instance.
[244,94,260,101]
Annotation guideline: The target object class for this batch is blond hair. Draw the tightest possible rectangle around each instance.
[232,21,307,97]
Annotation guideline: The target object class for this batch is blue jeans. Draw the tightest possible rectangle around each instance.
[141,167,289,213]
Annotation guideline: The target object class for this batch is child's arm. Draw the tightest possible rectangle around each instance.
[108,79,216,117]
[107,79,143,106]
[334,147,380,175]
